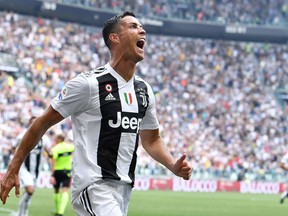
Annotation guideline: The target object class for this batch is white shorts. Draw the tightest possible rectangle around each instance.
[19,167,36,187]
[72,179,132,216]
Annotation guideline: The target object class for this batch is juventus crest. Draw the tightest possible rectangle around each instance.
[136,88,148,108]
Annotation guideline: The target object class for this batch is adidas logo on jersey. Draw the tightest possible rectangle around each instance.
[105,93,116,101]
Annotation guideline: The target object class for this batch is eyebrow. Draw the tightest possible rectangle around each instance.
[128,21,143,28]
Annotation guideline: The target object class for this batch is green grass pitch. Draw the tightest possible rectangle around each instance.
[0,189,287,216]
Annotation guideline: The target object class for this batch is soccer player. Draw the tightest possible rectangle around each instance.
[50,134,74,216]
[280,151,288,204]
[0,11,192,216]
[12,116,51,216]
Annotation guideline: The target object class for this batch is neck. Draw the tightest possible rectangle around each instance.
[110,54,137,82]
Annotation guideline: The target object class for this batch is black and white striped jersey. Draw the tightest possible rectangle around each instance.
[51,63,159,200]
[13,132,50,179]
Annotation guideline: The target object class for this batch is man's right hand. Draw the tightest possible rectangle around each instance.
[0,170,20,204]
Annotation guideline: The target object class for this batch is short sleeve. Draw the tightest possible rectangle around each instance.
[51,74,91,118]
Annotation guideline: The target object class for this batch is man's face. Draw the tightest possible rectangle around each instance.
[116,16,146,62]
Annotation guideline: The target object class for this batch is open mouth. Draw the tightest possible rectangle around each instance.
[136,39,145,50]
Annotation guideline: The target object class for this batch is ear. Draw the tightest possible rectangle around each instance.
[109,33,120,45]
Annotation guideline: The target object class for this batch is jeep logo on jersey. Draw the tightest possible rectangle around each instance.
[108,111,142,133]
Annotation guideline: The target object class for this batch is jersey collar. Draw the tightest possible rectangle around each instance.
[106,63,134,84]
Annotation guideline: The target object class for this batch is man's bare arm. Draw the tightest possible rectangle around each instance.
[140,129,192,180]
[0,105,64,204]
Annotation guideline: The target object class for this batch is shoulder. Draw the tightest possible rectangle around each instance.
[135,75,154,95]
[135,75,146,83]
[81,66,108,79]
[64,66,108,93]
[135,75,152,89]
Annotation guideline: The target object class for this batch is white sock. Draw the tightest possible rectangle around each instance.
[18,192,32,216]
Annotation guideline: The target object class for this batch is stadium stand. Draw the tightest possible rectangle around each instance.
[0,2,287,184]
[48,0,288,26]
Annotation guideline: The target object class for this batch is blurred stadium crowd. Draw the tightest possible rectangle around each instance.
[0,8,287,183]
[48,0,288,26]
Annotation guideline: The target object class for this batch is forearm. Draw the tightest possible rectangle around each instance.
[141,135,175,172]
[9,118,49,172]
[140,129,192,180]
[9,106,63,173]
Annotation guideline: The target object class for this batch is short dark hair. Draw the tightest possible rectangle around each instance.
[102,11,136,49]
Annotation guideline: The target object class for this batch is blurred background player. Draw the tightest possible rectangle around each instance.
[12,116,51,216]
[49,134,74,216]
[280,151,288,204]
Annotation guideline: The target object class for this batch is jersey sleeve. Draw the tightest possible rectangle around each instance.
[140,84,159,130]
[51,73,92,118]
